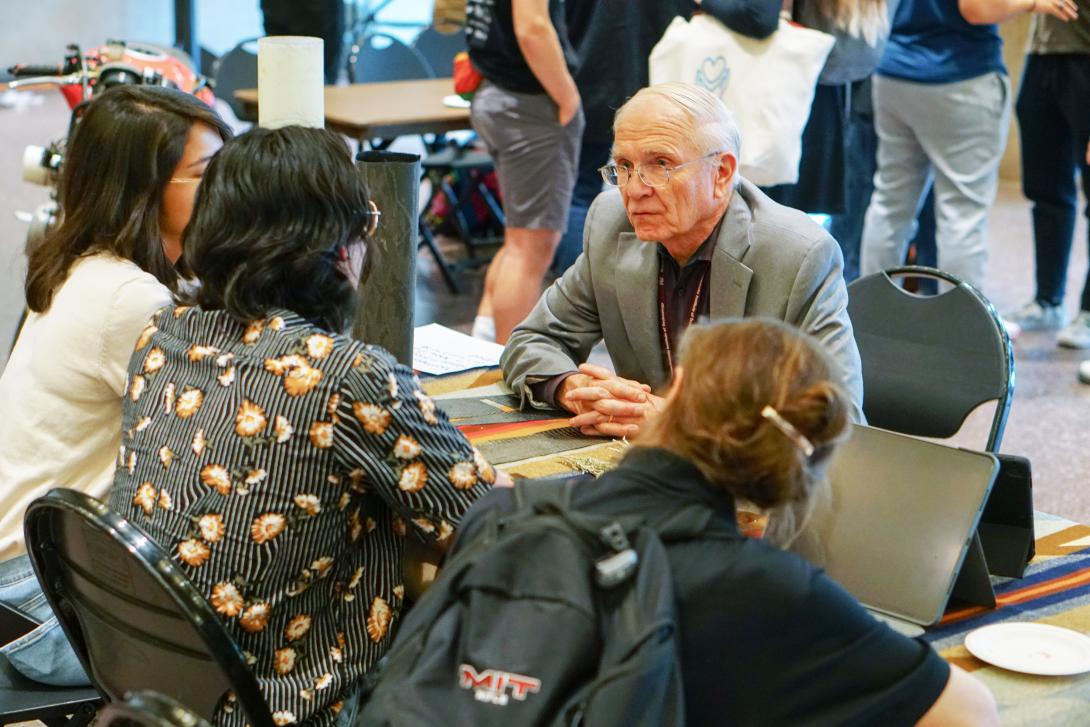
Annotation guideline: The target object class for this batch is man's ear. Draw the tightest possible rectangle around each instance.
[714,153,738,198]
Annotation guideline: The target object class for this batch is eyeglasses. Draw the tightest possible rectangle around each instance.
[168,177,202,185]
[363,199,381,238]
[599,151,724,188]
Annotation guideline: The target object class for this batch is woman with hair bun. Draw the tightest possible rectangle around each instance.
[466,318,998,726]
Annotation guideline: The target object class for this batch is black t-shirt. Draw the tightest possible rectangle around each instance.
[460,448,950,726]
[465,0,578,94]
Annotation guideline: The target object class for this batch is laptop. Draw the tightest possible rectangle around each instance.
[793,424,1000,637]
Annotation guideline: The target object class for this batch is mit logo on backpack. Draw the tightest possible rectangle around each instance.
[359,474,717,726]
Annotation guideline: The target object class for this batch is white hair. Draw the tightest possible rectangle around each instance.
[615,82,742,182]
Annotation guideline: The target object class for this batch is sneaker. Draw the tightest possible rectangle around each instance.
[1002,300,1066,332]
[1079,360,1090,385]
[1057,311,1090,349]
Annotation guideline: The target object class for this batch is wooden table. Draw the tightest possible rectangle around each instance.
[234,78,472,139]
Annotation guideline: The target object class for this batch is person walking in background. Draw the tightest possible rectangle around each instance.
[860,0,1076,290]
[260,0,345,85]
[764,0,899,282]
[1003,0,1090,347]
[465,0,583,344]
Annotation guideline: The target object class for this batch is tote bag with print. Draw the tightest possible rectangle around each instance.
[649,13,834,186]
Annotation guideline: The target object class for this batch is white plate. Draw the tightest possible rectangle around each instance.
[442,94,471,109]
[964,623,1090,676]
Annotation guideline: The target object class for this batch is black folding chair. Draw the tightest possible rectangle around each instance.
[846,265,1014,453]
[347,31,433,84]
[98,691,211,727]
[24,489,272,725]
[0,652,99,727]
[411,26,466,77]
[211,38,259,122]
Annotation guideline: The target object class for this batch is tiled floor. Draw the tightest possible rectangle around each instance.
[1,88,1088,523]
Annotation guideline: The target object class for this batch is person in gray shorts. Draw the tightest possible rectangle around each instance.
[466,0,584,343]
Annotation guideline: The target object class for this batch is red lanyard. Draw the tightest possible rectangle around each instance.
[658,268,707,378]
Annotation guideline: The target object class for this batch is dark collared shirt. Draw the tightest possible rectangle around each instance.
[656,233,715,375]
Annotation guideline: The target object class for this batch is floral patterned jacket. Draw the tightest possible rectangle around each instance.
[107,305,495,726]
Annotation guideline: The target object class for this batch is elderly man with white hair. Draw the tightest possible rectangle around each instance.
[501,82,864,435]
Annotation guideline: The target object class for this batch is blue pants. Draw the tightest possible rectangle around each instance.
[0,555,89,686]
[1016,53,1090,312]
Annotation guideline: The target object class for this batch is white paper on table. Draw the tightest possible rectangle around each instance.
[413,323,505,375]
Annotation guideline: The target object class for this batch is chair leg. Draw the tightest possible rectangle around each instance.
[419,218,459,294]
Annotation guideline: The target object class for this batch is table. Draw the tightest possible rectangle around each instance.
[234,78,471,140]
[423,372,1090,725]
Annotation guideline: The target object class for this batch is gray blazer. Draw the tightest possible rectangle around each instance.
[501,180,865,417]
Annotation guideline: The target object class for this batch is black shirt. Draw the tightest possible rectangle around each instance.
[657,234,715,375]
[466,0,578,94]
[461,448,950,726]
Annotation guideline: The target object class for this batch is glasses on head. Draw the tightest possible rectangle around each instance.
[363,199,381,238]
[599,151,724,188]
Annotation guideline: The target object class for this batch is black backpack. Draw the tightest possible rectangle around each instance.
[358,474,715,726]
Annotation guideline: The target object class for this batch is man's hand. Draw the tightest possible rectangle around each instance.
[558,363,664,438]
[558,90,581,126]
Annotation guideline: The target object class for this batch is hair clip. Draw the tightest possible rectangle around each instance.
[761,405,814,457]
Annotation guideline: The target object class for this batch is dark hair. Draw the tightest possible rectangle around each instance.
[180,126,371,332]
[25,85,232,312]
[638,318,850,510]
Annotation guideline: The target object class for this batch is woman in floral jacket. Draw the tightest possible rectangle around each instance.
[107,126,497,726]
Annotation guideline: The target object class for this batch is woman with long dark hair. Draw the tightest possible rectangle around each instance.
[0,85,230,686]
[107,126,498,726]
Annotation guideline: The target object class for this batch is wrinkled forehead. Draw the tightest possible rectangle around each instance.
[612,97,699,161]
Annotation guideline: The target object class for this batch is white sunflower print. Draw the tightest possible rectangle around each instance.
[162,382,176,415]
[294,494,321,516]
[272,711,297,725]
[198,513,225,543]
[283,363,322,397]
[242,320,264,345]
[305,333,335,359]
[392,434,422,460]
[398,462,428,492]
[273,647,296,676]
[283,614,312,642]
[134,323,157,352]
[352,402,391,435]
[273,415,293,443]
[199,464,232,496]
[142,347,165,374]
[177,538,210,567]
[268,316,285,331]
[175,387,204,419]
[158,446,173,470]
[187,344,218,362]
[448,461,477,489]
[158,490,172,511]
[239,601,271,633]
[414,390,439,425]
[217,366,236,387]
[133,482,157,515]
[235,400,267,437]
[367,596,392,642]
[129,375,146,402]
[251,512,286,544]
[211,581,243,617]
[191,429,207,457]
[308,421,334,449]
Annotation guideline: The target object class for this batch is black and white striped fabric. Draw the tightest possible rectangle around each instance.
[107,305,496,726]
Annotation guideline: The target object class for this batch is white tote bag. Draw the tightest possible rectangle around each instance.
[649,13,834,186]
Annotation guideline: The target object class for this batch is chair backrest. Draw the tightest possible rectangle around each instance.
[99,691,212,727]
[24,489,272,725]
[411,26,466,77]
[348,31,435,83]
[846,266,1014,452]
[211,37,259,121]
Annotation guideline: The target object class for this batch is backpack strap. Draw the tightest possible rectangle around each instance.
[513,473,591,512]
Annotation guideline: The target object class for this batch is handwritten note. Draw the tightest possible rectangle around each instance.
[413,323,505,375]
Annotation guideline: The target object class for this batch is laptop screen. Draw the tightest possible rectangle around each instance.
[794,424,999,627]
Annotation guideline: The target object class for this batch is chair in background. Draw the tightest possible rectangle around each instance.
[846,265,1014,453]
[347,31,434,84]
[0,645,99,727]
[210,38,259,123]
[98,691,211,727]
[24,489,272,725]
[412,26,466,77]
